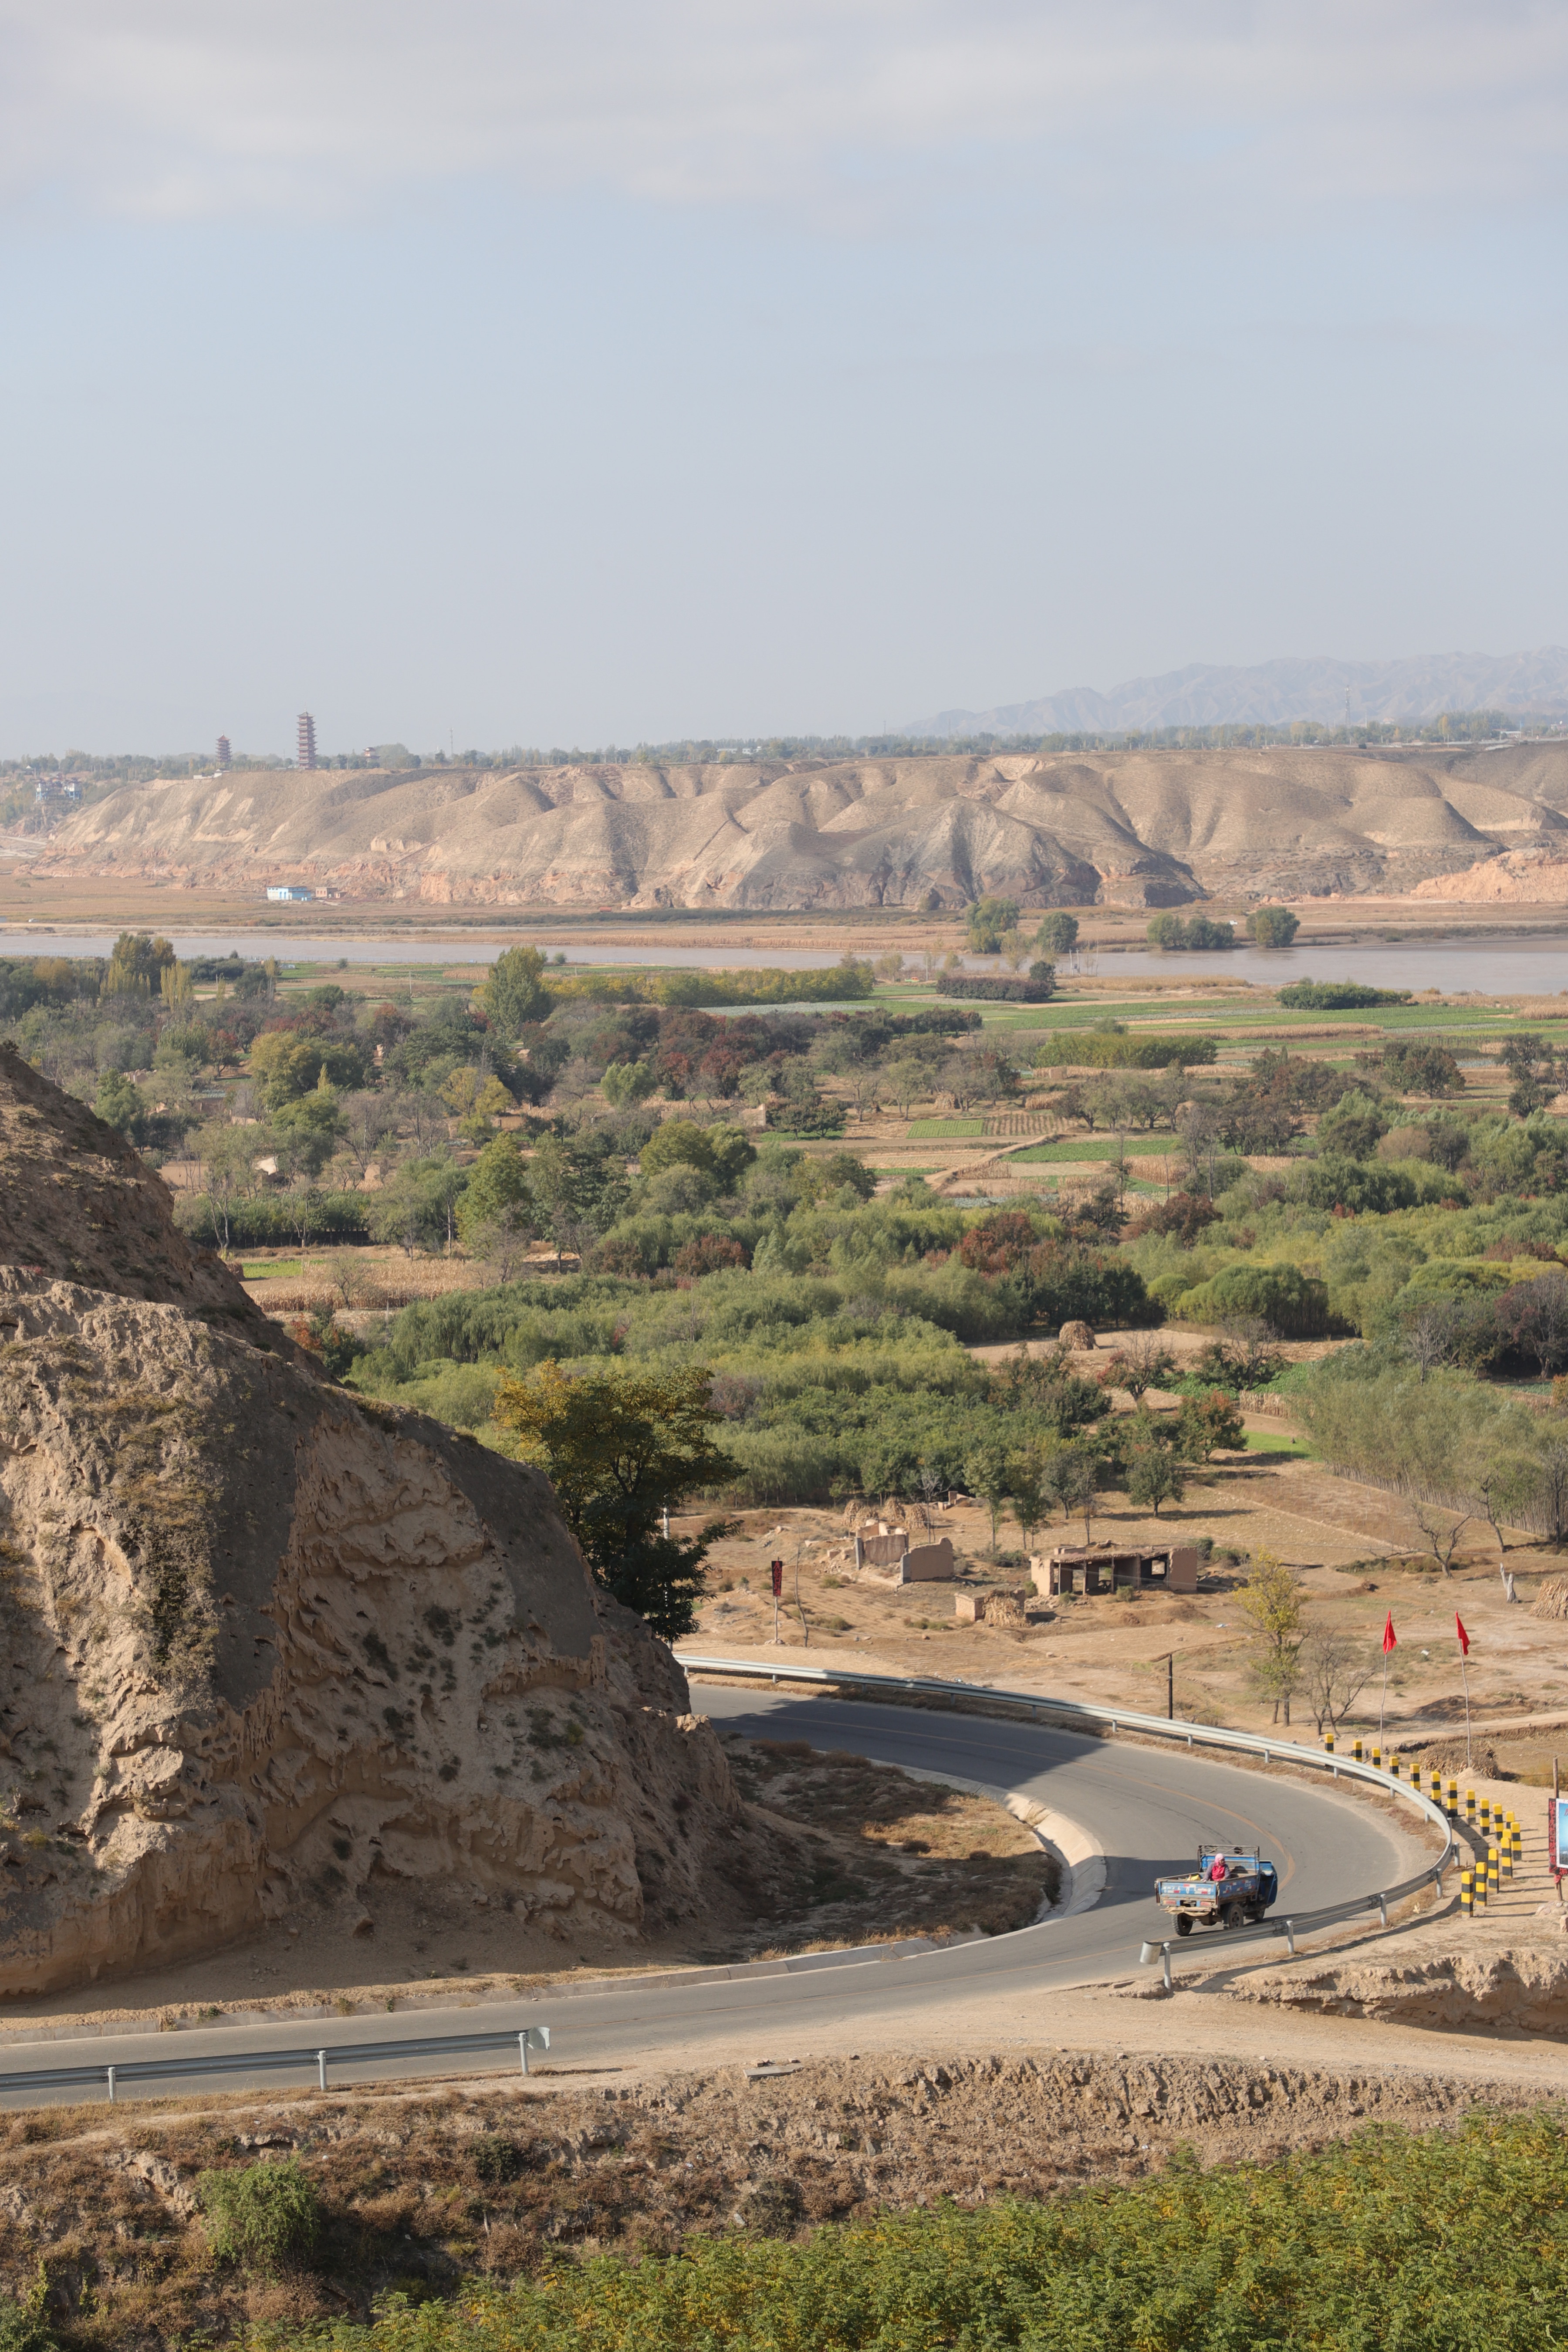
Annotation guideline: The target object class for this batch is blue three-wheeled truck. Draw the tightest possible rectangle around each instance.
[1154,1845,1279,1936]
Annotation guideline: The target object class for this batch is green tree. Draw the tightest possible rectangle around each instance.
[271,1078,342,1176]
[477,945,553,1041]
[1317,1089,1389,1161]
[1046,1441,1102,1544]
[1246,904,1300,947]
[883,1055,931,1117]
[367,1153,466,1256]
[965,1441,1014,1555]
[101,929,176,997]
[965,896,1021,954]
[1237,1550,1305,1724]
[159,958,196,1011]
[1007,1449,1051,1552]
[492,1361,737,1638]
[94,1067,143,1134]
[248,1031,368,1108]
[1035,911,1079,956]
[602,1058,656,1107]
[640,1119,756,1188]
[456,1135,535,1250]
[1175,1389,1246,1463]
[1126,1445,1185,1516]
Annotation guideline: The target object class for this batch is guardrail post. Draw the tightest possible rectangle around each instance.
[1284,1919,1296,1956]
[1377,1894,1388,1928]
[1161,1946,1172,1991]
[106,2066,115,2105]
[519,2032,531,2076]
[317,2050,328,2092]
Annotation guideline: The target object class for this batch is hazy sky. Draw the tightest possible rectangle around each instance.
[3,2,1565,755]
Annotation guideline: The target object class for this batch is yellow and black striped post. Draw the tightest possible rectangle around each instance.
[1513,1823,1524,1872]
[1480,1798,1492,1838]
[1324,1730,1335,1755]
[1372,1744,1382,1772]
[1391,1754,1402,1782]
[1502,1828,1514,1880]
[1353,1737,1364,1763]
[1466,1787,1477,1825]
[1430,1768,1442,1805]
[1447,1778,1458,1820]
[1474,1855,1487,1908]
[1461,1866,1474,1919]
[1488,1846,1501,1902]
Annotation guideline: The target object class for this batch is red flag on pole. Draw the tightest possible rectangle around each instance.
[1456,1612,1470,1657]
[1382,1612,1397,1656]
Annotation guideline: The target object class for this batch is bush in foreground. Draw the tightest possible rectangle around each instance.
[263,2113,1568,2352]
[196,2156,323,2273]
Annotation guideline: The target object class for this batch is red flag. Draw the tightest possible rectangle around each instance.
[1382,1612,1397,1656]
[1456,1612,1470,1657]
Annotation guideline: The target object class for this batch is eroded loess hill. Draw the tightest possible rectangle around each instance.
[0,1058,745,1997]
[35,740,1568,907]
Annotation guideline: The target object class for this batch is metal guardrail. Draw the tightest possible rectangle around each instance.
[0,2024,550,2107]
[676,1652,1458,1987]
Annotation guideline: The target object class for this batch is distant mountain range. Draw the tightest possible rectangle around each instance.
[909,648,1568,738]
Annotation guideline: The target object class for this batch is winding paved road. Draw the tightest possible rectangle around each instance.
[0,1686,1424,2109]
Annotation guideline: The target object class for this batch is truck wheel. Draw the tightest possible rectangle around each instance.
[1175,1913,1193,1937]
[1220,1902,1244,1930]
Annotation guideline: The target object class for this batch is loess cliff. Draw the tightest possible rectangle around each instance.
[34,739,1568,908]
[0,1052,743,1997]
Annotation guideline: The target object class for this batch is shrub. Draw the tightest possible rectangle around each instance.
[673,1234,749,1277]
[1276,979,1412,1009]
[0,2301,55,2352]
[1176,1260,1330,1338]
[938,966,1055,1002]
[197,2157,323,2272]
[471,2135,526,2184]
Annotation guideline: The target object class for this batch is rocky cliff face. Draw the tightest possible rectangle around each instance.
[0,1060,740,1997]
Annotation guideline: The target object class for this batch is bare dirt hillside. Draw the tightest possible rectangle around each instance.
[0,1059,749,1998]
[36,741,1568,908]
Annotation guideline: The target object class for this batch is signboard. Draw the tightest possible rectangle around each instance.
[770,1560,784,1597]
[1553,1797,1568,1879]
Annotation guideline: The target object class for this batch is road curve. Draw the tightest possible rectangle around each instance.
[0,1688,1424,2108]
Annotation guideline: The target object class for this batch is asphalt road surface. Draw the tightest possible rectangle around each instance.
[0,1686,1423,2109]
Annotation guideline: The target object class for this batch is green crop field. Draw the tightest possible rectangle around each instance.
[906,1117,985,1139]
[1008,1137,1144,1163]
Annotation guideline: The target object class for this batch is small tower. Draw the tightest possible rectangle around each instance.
[216,735,231,770]
[297,713,318,771]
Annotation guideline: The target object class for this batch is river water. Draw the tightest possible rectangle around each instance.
[1,927,1566,995]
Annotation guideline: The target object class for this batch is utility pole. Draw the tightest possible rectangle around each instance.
[1162,1651,1174,1719]
[770,1559,783,1646]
